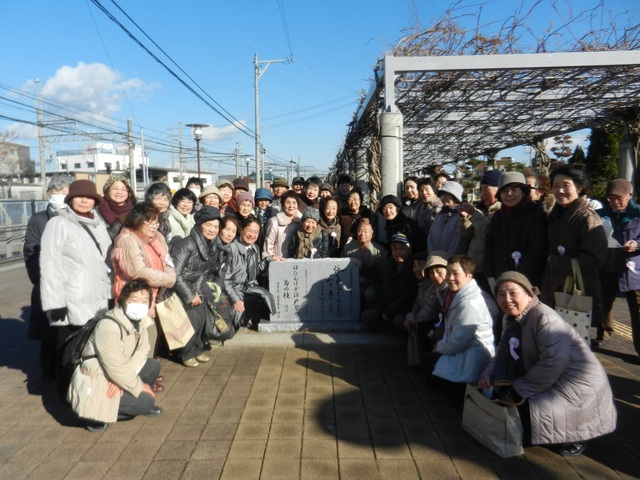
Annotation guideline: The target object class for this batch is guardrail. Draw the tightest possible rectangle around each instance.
[0,226,27,264]
[0,200,48,265]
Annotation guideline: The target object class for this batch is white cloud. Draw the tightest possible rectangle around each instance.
[201,121,247,141]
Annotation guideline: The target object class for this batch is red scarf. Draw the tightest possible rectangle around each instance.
[99,198,134,225]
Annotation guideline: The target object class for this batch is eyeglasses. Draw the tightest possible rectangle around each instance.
[500,187,521,195]
[144,220,160,227]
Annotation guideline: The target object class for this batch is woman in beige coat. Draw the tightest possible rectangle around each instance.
[68,280,163,432]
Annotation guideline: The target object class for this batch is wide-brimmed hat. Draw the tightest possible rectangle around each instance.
[254,188,273,202]
[65,180,102,205]
[437,181,464,203]
[426,250,449,269]
[198,184,223,204]
[233,178,249,191]
[216,179,234,190]
[272,177,289,188]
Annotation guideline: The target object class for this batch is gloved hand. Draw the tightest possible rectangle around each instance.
[46,307,68,322]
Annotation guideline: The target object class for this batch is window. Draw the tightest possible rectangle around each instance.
[74,163,81,169]
[87,162,95,168]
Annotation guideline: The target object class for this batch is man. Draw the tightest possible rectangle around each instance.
[342,219,387,309]
[336,174,353,209]
[270,177,290,214]
[292,176,305,196]
[402,176,420,220]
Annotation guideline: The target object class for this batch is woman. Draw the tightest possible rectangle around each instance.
[484,172,548,289]
[217,180,236,215]
[526,173,554,214]
[224,217,279,328]
[293,207,329,259]
[540,164,607,332]
[167,187,196,242]
[299,176,322,210]
[479,271,616,456]
[338,189,373,248]
[170,206,221,367]
[198,184,223,208]
[67,280,163,432]
[263,190,302,259]
[234,191,255,223]
[40,179,112,399]
[414,177,442,241]
[24,174,72,378]
[427,181,470,257]
[98,174,136,240]
[378,194,425,252]
[145,182,172,241]
[110,202,177,378]
[319,196,341,257]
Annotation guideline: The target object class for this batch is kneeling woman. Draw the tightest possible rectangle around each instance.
[68,280,162,432]
[479,272,616,456]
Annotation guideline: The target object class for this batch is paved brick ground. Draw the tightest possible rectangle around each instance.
[1,263,639,479]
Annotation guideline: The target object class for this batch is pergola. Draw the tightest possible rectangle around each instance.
[339,49,640,201]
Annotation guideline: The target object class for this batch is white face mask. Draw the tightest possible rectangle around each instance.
[125,303,148,321]
[189,188,201,197]
[49,194,67,209]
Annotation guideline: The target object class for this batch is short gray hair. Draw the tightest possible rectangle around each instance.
[47,174,73,194]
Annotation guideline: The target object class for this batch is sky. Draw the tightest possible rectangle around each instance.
[1,0,639,179]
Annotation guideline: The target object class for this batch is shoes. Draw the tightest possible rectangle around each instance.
[144,406,163,417]
[556,442,586,456]
[156,375,165,382]
[182,358,200,367]
[195,354,210,363]
[591,338,607,348]
[85,421,109,433]
[208,340,223,348]
[152,382,165,393]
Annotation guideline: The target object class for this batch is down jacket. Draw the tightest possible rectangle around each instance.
[170,226,211,306]
[262,211,302,259]
[40,207,112,326]
[67,305,152,423]
[433,279,495,383]
[482,299,616,445]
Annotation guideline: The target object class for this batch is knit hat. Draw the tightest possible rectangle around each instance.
[272,177,289,188]
[390,233,410,245]
[217,179,234,190]
[254,187,273,202]
[301,207,320,223]
[337,174,352,185]
[199,184,223,204]
[194,206,221,225]
[379,194,402,211]
[426,250,449,269]
[65,179,102,205]
[292,176,305,185]
[481,169,503,187]
[102,174,135,199]
[233,178,249,191]
[606,178,633,197]
[236,191,255,208]
[437,181,464,203]
[494,271,539,298]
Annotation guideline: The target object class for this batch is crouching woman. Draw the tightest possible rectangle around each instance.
[68,280,162,432]
[478,271,616,456]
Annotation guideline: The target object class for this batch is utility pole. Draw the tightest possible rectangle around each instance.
[36,79,46,199]
[254,53,293,188]
[178,121,184,187]
[235,143,241,178]
[127,119,136,192]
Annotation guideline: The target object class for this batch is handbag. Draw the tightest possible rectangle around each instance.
[407,323,421,366]
[461,384,524,458]
[553,258,592,344]
[155,292,195,350]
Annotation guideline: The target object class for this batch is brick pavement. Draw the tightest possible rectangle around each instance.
[1,263,639,480]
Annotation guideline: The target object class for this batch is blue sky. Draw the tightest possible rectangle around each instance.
[1,0,638,179]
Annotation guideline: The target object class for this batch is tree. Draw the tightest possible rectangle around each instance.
[0,132,23,199]
[550,134,573,167]
[585,127,622,199]
[570,145,586,164]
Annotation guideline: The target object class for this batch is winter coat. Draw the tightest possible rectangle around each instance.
[292,227,329,259]
[319,218,341,257]
[110,228,176,314]
[170,226,211,306]
[40,207,112,326]
[262,211,302,259]
[342,240,387,282]
[541,197,607,326]
[427,207,471,257]
[381,211,425,253]
[67,305,152,423]
[380,256,418,319]
[433,279,495,383]
[597,200,640,292]
[409,278,442,325]
[338,205,374,247]
[167,205,194,242]
[223,239,270,304]
[484,199,548,287]
[482,299,616,445]
[414,198,442,241]
[402,197,419,220]
[462,201,500,275]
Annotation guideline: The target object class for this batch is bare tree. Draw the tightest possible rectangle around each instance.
[0,132,24,199]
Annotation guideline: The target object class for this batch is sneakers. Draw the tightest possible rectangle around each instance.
[182,358,199,367]
[85,421,109,433]
[144,406,163,417]
[555,442,586,456]
[195,354,210,363]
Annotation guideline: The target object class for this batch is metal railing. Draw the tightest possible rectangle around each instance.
[0,200,48,264]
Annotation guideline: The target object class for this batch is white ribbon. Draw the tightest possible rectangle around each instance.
[310,247,317,259]
[509,337,520,361]
[627,260,638,274]
[330,231,337,238]
[511,251,522,267]
[557,245,566,256]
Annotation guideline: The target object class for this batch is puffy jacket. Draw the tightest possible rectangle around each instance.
[170,226,211,306]
[428,208,471,257]
[262,211,301,259]
[223,239,271,304]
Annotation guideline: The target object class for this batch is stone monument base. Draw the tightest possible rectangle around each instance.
[257,320,368,333]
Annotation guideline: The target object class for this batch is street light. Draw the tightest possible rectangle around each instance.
[245,156,251,179]
[186,123,209,177]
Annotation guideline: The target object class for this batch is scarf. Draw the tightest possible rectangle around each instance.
[73,210,95,220]
[98,197,134,225]
[295,225,322,259]
[499,196,530,219]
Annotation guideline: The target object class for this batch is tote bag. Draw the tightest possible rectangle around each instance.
[461,384,524,458]
[155,293,195,350]
[553,258,592,344]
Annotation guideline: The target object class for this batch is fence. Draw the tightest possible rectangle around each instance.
[0,200,48,264]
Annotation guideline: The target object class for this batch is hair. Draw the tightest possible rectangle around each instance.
[144,182,172,203]
[220,215,241,233]
[434,172,450,182]
[47,174,73,194]
[241,215,261,230]
[304,176,322,189]
[404,176,419,187]
[347,189,363,202]
[549,163,589,196]
[171,187,198,207]
[320,196,340,218]
[185,177,204,189]
[124,202,159,229]
[417,177,436,190]
[448,255,475,275]
[117,279,153,309]
[280,190,299,204]
[412,252,428,262]
[526,173,551,196]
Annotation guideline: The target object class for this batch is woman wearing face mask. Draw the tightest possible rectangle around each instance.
[67,280,163,432]
[24,174,73,378]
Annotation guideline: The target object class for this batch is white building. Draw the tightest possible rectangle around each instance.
[56,143,147,173]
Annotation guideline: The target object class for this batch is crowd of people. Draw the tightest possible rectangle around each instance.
[24,165,625,452]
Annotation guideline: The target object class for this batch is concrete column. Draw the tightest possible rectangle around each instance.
[380,111,403,199]
[618,138,634,185]
[354,147,369,205]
